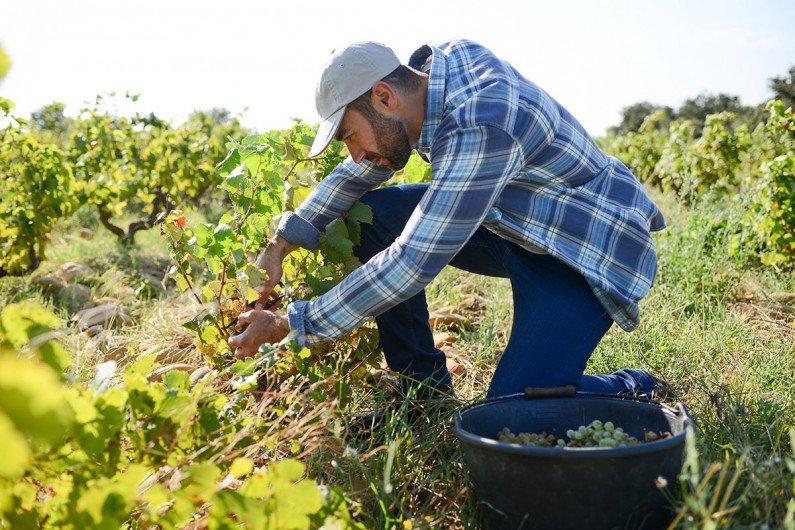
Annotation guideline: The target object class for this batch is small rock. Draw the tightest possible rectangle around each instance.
[104,346,129,362]
[772,292,795,305]
[447,360,466,376]
[428,311,471,331]
[85,325,105,337]
[113,285,136,299]
[59,284,92,307]
[32,275,67,292]
[72,304,133,331]
[61,262,95,282]
[435,304,460,315]
[434,332,457,347]
[93,296,120,308]
[189,366,213,385]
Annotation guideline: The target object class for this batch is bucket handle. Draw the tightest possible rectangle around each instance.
[523,385,576,399]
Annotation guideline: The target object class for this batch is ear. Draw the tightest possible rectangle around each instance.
[370,81,397,112]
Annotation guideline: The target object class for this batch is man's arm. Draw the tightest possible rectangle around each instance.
[287,125,525,347]
[231,156,394,357]
[285,157,395,246]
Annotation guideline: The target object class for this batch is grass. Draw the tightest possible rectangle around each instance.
[3,188,795,528]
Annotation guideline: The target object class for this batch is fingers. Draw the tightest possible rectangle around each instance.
[225,309,289,360]
[227,329,257,359]
[254,290,281,311]
[235,310,254,327]
[226,329,245,348]
[234,346,256,359]
[254,290,271,310]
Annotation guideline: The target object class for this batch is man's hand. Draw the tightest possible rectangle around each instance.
[227,309,290,359]
[254,235,297,309]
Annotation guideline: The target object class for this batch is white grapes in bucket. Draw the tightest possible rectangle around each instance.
[497,420,673,448]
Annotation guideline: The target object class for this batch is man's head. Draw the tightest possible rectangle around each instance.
[310,42,426,170]
[342,65,425,170]
[308,41,401,159]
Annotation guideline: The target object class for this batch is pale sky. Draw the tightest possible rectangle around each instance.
[1,0,793,137]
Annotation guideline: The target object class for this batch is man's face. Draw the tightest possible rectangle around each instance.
[336,107,412,170]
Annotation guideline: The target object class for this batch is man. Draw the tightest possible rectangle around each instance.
[227,40,667,399]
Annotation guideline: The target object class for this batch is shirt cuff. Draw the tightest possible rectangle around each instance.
[276,211,322,251]
[287,300,333,347]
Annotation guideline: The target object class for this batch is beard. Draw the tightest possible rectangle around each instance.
[365,111,413,171]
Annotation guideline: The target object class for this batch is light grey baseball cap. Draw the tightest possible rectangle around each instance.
[308,41,401,158]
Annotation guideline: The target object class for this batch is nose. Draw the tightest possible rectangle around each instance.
[347,142,366,164]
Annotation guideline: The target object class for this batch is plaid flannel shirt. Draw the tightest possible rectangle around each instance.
[278,39,665,346]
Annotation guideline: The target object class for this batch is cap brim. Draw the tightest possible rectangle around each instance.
[308,106,346,158]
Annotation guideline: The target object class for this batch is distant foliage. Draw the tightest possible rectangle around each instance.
[0,107,80,276]
[602,100,795,270]
[732,101,795,268]
[0,95,249,275]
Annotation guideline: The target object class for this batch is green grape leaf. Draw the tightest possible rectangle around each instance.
[217,147,241,177]
[240,284,260,304]
[185,462,223,502]
[0,301,63,351]
[193,223,216,247]
[240,262,267,287]
[283,139,298,161]
[347,200,373,225]
[163,370,190,391]
[0,96,15,114]
[210,223,236,257]
[222,163,247,193]
[228,358,256,376]
[241,212,270,245]
[343,256,363,274]
[242,134,265,146]
[322,219,353,258]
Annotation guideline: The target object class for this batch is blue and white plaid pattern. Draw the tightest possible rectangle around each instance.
[280,40,665,346]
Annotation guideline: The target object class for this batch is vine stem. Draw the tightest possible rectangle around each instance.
[175,257,227,339]
[217,262,229,336]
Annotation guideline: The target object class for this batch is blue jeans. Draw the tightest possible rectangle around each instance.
[354,183,657,398]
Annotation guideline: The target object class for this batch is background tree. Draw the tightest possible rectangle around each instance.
[611,102,674,135]
[770,66,795,109]
[30,102,74,145]
[675,93,743,135]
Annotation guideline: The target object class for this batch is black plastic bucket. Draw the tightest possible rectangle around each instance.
[453,387,693,530]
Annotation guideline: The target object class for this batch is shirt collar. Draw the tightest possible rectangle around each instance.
[415,45,447,154]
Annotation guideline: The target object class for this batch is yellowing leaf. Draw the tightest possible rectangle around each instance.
[230,458,254,479]
[0,412,31,479]
[0,356,73,445]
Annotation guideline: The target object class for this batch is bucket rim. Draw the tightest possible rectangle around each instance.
[453,391,694,458]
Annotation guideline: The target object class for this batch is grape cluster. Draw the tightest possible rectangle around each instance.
[497,427,559,447]
[496,420,672,449]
